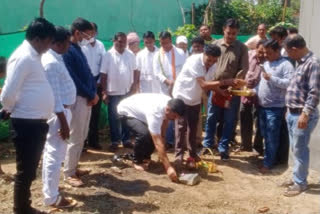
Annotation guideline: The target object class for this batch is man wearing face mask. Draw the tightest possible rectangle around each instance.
[62,18,99,187]
[0,17,56,214]
[81,22,106,150]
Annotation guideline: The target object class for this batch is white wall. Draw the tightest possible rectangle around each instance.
[298,0,320,171]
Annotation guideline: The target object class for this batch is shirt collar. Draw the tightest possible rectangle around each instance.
[221,39,236,47]
[298,51,313,64]
[111,46,126,56]
[23,40,40,57]
[48,49,63,61]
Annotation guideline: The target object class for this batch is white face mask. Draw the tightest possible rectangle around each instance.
[89,37,95,44]
[78,38,90,46]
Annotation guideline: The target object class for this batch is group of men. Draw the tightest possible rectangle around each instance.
[0,16,319,214]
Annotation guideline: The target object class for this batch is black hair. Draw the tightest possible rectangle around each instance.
[113,32,127,40]
[53,26,71,44]
[168,99,185,116]
[223,18,240,29]
[269,26,288,39]
[200,25,210,29]
[204,44,221,57]
[263,39,281,51]
[143,31,155,40]
[191,36,205,46]
[284,34,306,49]
[91,22,98,32]
[71,17,93,35]
[0,56,6,73]
[159,31,172,40]
[287,27,298,34]
[256,39,267,48]
[25,17,56,41]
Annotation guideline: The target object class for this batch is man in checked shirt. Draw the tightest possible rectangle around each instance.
[283,34,320,197]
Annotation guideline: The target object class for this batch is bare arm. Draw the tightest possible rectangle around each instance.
[196,77,247,90]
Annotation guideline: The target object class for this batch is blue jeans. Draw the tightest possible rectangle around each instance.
[108,95,130,145]
[166,120,175,145]
[203,92,240,155]
[286,109,319,187]
[259,107,285,168]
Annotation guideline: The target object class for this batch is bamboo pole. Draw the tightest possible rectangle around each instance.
[282,0,288,22]
[40,0,46,18]
[192,3,195,25]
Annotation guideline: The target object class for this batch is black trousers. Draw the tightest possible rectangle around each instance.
[240,103,263,154]
[121,117,154,164]
[175,104,200,160]
[11,118,49,214]
[276,116,289,165]
[87,85,102,146]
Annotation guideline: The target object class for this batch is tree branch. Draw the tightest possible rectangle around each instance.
[40,0,46,18]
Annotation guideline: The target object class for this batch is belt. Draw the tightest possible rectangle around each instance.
[11,118,47,124]
[288,108,303,114]
[63,105,71,109]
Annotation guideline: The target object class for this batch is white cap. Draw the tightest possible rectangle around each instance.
[176,35,188,45]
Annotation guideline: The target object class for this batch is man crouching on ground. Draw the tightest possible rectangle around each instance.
[117,94,185,182]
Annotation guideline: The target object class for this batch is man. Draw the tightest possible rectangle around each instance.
[0,56,7,176]
[136,31,159,93]
[283,34,320,196]
[202,18,249,160]
[100,32,139,152]
[153,31,187,96]
[245,24,267,50]
[199,25,213,45]
[176,35,189,58]
[287,27,298,35]
[117,94,185,182]
[191,36,205,55]
[240,40,266,154]
[172,44,246,165]
[42,26,77,208]
[0,18,56,214]
[63,18,99,187]
[127,32,140,55]
[82,22,106,150]
[269,26,288,57]
[153,31,187,147]
[256,40,294,173]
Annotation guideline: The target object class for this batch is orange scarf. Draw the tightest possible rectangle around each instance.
[160,47,176,80]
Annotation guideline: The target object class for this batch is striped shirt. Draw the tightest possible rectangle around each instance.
[285,51,320,115]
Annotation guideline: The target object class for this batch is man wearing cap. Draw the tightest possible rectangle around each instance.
[176,35,189,58]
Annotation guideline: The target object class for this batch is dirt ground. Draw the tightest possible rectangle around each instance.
[0,134,319,214]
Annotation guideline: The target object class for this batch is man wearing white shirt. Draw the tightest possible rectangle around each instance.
[117,93,185,182]
[176,35,189,58]
[82,22,106,150]
[136,31,158,93]
[153,31,187,147]
[41,26,77,208]
[100,32,139,152]
[172,45,245,165]
[0,18,56,214]
[245,24,267,50]
[153,31,187,96]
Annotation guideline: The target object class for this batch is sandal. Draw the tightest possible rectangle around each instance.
[64,176,84,187]
[50,195,77,209]
[76,168,91,177]
[283,183,307,197]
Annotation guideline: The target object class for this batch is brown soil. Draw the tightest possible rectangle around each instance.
[0,141,319,214]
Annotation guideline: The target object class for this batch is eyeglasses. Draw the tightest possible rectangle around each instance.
[81,31,92,39]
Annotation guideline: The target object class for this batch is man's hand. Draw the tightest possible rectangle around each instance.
[0,109,11,120]
[102,91,108,104]
[88,94,99,106]
[262,72,271,81]
[232,79,247,89]
[59,120,70,140]
[297,112,309,129]
[166,166,178,182]
[165,79,174,87]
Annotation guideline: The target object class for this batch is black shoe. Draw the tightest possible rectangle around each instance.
[108,144,119,152]
[88,144,103,150]
[123,143,134,149]
[220,153,230,161]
